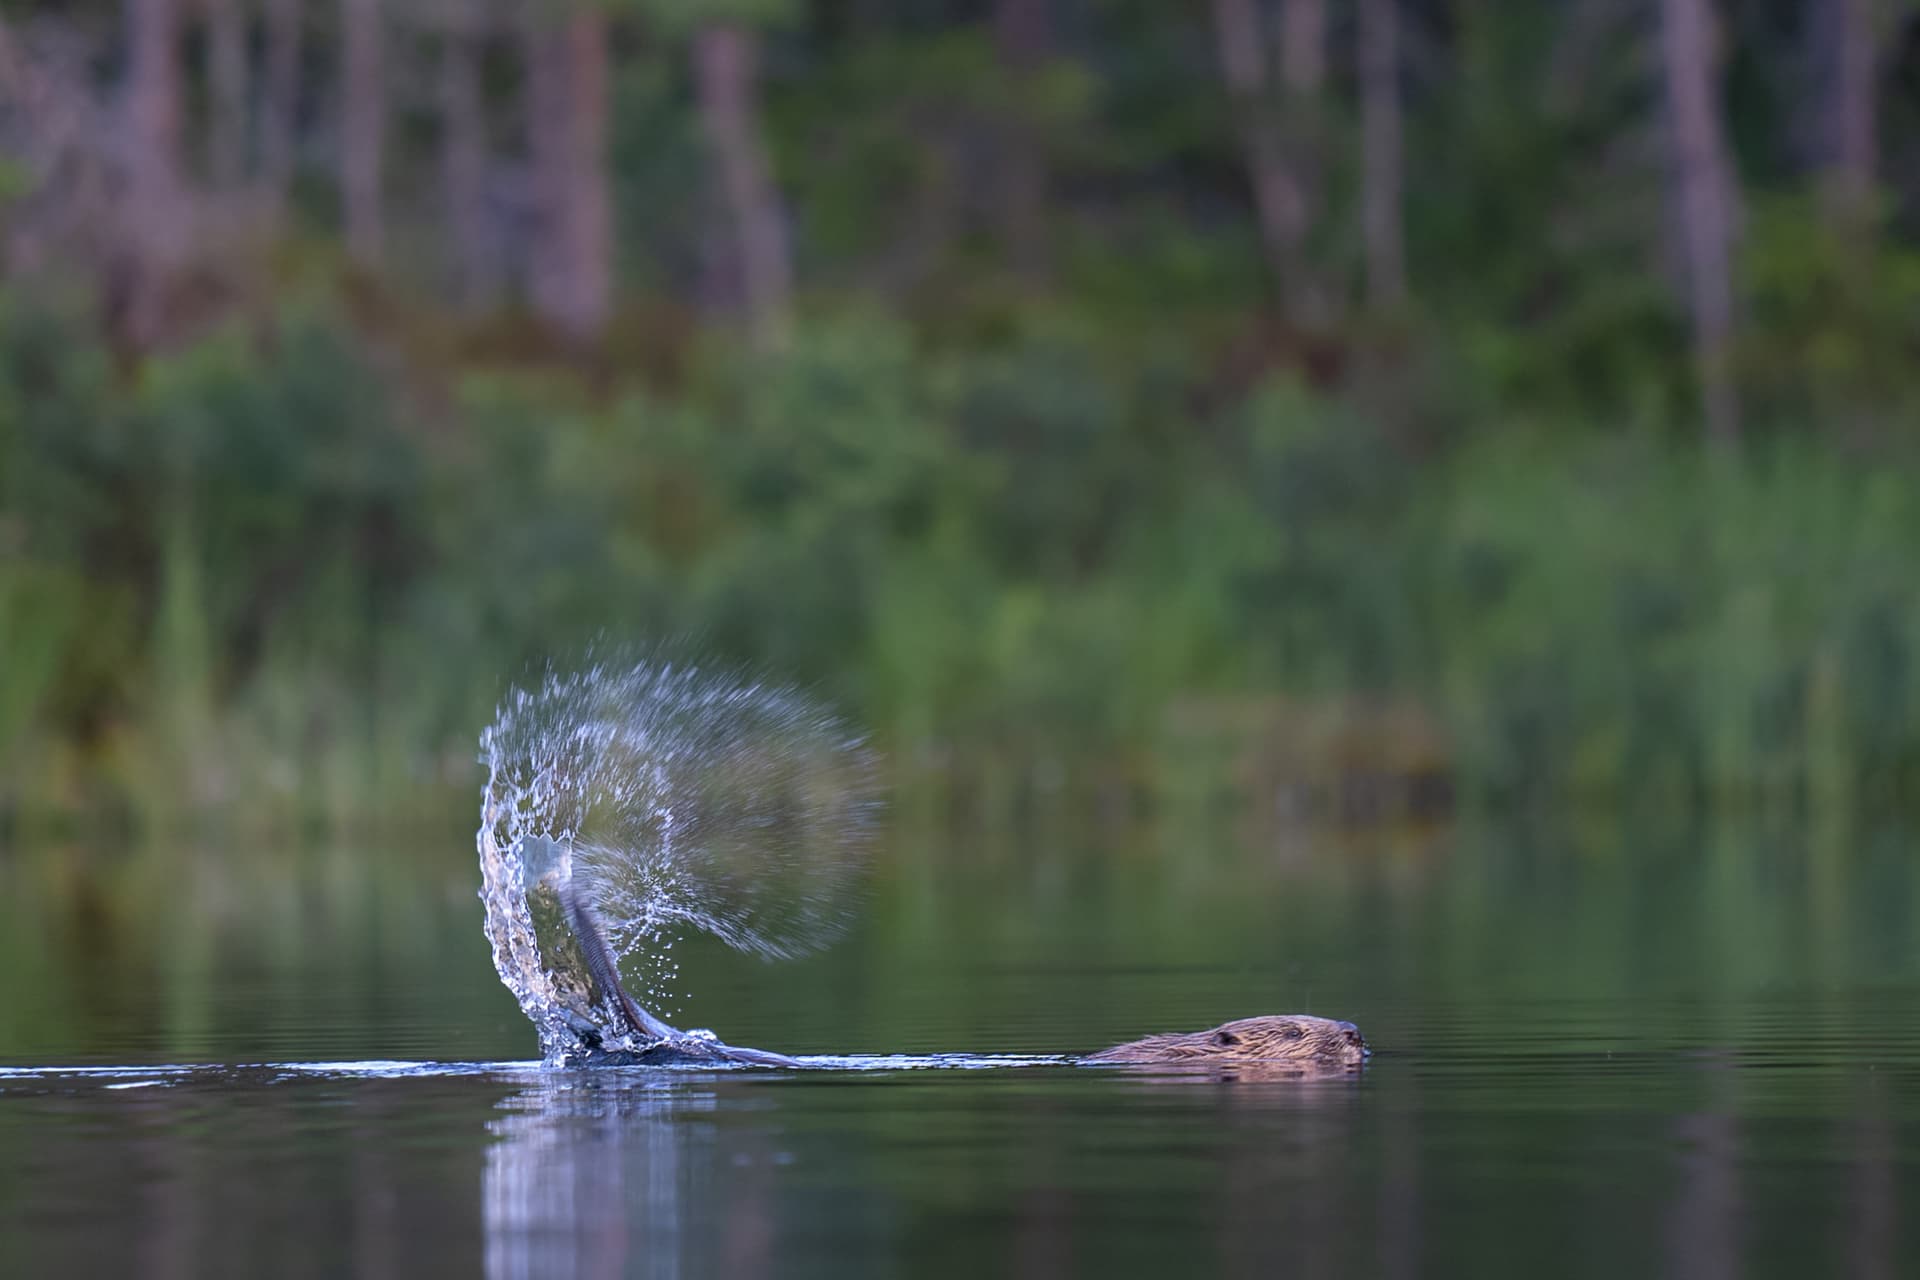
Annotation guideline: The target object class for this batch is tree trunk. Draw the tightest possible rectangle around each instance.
[693,22,792,351]
[524,9,612,343]
[440,0,499,309]
[1209,0,1310,317]
[1279,0,1325,98]
[1819,0,1877,230]
[1658,0,1740,444]
[122,0,188,348]
[1358,0,1407,310]
[992,0,1051,284]
[340,0,384,265]
[1279,0,1326,323]
[261,0,301,205]
[128,0,184,163]
[205,0,248,187]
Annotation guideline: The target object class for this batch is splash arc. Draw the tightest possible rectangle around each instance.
[476,656,879,1065]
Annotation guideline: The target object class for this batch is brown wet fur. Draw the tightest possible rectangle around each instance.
[1085,1015,1367,1075]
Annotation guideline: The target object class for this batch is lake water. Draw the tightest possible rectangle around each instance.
[1,810,1916,1277]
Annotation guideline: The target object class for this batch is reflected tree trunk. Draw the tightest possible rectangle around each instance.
[204,0,248,188]
[1658,0,1740,444]
[693,22,792,351]
[439,0,498,310]
[340,0,384,265]
[1379,1072,1420,1279]
[1359,0,1406,310]
[261,0,301,207]
[524,7,612,343]
[1664,1069,1741,1280]
[1848,1077,1894,1280]
[992,0,1051,284]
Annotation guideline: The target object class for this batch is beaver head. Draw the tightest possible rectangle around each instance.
[1085,1015,1367,1074]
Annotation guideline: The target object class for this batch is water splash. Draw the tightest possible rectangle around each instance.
[478,656,880,1063]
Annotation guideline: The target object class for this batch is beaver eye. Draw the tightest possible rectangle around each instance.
[1212,1030,1240,1047]
[1285,1026,1305,1040]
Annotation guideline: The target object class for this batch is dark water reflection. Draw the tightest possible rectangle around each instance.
[1,812,1917,1277]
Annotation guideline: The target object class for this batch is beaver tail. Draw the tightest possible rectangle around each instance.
[557,880,679,1043]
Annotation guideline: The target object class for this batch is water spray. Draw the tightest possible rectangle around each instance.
[477,656,879,1065]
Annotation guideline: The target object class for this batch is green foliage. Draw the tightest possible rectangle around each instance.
[7,283,1919,829]
[7,2,1920,827]
[1742,197,1920,428]
[1418,434,1920,801]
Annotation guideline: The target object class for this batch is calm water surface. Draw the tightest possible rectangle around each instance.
[1,812,1916,1277]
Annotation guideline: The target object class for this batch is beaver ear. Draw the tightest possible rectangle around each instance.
[1212,1029,1240,1047]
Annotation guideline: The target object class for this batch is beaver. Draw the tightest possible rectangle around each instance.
[1083,1015,1367,1075]
[574,1009,1368,1074]
[559,890,1368,1073]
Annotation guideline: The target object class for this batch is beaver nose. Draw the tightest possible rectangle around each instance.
[1338,1023,1365,1047]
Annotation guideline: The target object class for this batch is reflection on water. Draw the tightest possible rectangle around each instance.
[474,1064,1383,1280]
[0,1045,1909,1277]
[485,1077,717,1280]
[1,812,1918,1276]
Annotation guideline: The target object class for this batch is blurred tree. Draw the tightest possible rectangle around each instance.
[437,0,500,310]
[1359,0,1406,310]
[120,0,190,349]
[260,0,302,208]
[523,3,612,342]
[693,18,791,349]
[1658,0,1741,443]
[1280,0,1326,96]
[1816,0,1879,233]
[1210,0,1315,318]
[340,0,385,264]
[204,0,248,189]
[1279,0,1328,322]
[991,0,1051,285]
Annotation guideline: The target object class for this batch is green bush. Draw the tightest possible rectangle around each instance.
[3,290,1919,831]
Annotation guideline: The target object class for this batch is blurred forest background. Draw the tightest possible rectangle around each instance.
[1,0,1918,833]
